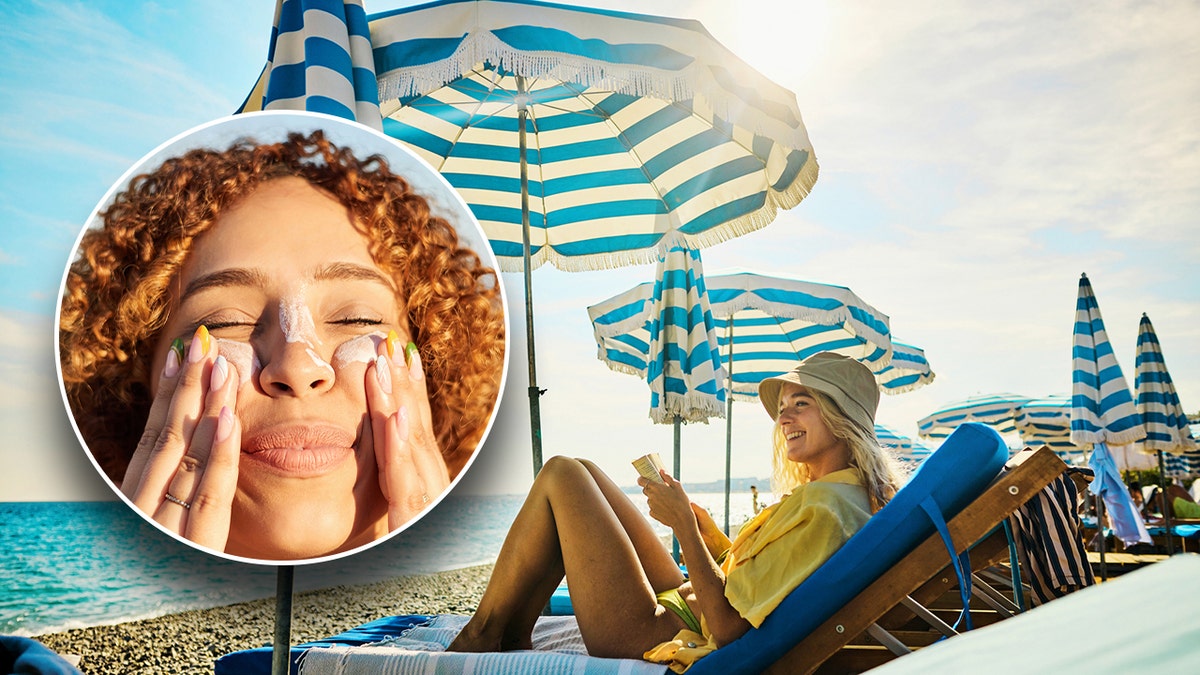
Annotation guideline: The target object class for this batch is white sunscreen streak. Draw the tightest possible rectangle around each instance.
[279,291,331,373]
[213,338,258,386]
[331,332,387,370]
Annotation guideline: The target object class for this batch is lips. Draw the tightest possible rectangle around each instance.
[242,424,356,477]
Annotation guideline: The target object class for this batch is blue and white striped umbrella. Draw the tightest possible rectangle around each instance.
[875,424,931,465]
[875,341,936,395]
[241,0,382,129]
[588,242,727,425]
[1070,273,1149,547]
[1012,395,1088,463]
[369,0,818,272]
[1134,313,1196,455]
[1164,425,1200,479]
[917,393,1032,441]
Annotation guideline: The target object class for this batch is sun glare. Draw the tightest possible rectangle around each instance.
[707,0,832,91]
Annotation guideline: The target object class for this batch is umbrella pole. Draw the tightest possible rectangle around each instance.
[1158,450,1175,555]
[271,565,294,675]
[1095,495,1108,582]
[517,76,544,475]
[723,322,734,536]
[673,415,682,563]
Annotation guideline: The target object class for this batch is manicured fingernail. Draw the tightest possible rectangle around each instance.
[216,406,234,443]
[164,341,182,378]
[211,355,229,390]
[188,325,210,363]
[375,354,392,394]
[405,342,422,380]
[386,329,399,359]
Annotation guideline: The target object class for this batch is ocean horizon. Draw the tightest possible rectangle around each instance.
[1,489,764,636]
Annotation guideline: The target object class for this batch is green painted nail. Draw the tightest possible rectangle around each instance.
[170,337,185,363]
[404,341,418,366]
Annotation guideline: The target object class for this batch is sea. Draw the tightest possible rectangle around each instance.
[0,490,765,636]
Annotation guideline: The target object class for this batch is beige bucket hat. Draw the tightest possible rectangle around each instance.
[757,352,879,433]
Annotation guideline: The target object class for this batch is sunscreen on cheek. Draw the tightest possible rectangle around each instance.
[331,332,387,371]
[213,338,259,386]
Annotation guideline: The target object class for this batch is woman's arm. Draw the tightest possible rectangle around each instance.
[641,472,752,646]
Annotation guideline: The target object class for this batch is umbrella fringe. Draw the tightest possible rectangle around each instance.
[376,32,812,148]
[598,360,648,379]
[880,375,936,395]
[1071,427,1149,448]
[650,395,727,425]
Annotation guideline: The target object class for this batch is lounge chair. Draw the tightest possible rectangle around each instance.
[217,422,1069,675]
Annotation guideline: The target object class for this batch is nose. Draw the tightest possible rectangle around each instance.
[257,339,335,397]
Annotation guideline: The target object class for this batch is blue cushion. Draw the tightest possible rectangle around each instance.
[0,636,83,675]
[214,614,430,675]
[689,422,1009,675]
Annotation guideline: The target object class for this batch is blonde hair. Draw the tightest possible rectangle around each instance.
[770,389,902,513]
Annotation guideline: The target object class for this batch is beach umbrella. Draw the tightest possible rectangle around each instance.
[1070,273,1149,549]
[875,424,932,465]
[1163,425,1200,480]
[1134,313,1197,552]
[875,341,936,395]
[917,392,1033,442]
[1012,395,1088,464]
[365,0,818,473]
[587,241,726,559]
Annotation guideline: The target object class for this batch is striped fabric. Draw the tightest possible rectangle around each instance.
[587,242,727,424]
[1134,313,1197,455]
[366,0,818,272]
[1013,396,1088,463]
[1070,274,1146,446]
[875,341,936,395]
[875,424,931,464]
[241,0,382,129]
[1008,470,1095,606]
[917,393,1032,440]
[591,270,908,402]
[1164,426,1200,478]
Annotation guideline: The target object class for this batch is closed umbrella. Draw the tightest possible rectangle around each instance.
[1070,273,1150,553]
[588,241,726,559]
[363,0,818,473]
[1134,313,1197,552]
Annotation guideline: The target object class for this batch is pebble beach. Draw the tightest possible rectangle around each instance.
[32,563,494,675]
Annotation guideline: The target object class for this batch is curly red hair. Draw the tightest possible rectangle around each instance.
[60,130,505,483]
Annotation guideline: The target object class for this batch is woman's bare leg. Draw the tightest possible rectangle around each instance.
[448,456,686,657]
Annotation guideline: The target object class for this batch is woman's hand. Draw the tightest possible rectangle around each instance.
[692,502,732,559]
[638,470,695,534]
[121,326,240,552]
[365,332,450,530]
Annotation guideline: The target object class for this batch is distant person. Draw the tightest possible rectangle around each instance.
[446,352,903,671]
[750,484,763,514]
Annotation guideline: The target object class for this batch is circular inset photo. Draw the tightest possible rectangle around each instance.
[56,111,509,565]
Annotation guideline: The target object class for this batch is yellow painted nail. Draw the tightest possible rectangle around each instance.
[189,325,210,363]
[386,329,399,359]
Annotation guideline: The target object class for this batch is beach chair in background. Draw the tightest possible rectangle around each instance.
[218,423,1072,675]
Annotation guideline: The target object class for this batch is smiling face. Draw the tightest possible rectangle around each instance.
[150,176,410,560]
[775,382,851,479]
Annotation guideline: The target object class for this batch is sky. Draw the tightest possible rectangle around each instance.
[1,0,1197,503]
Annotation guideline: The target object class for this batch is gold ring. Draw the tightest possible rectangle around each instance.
[164,492,191,509]
[421,493,430,504]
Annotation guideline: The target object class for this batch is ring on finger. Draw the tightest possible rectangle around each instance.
[421,493,429,504]
[164,492,191,509]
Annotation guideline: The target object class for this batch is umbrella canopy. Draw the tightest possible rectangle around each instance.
[917,393,1033,441]
[1012,395,1087,463]
[875,424,932,465]
[368,0,818,272]
[875,341,936,395]
[1163,425,1200,480]
[1070,273,1149,547]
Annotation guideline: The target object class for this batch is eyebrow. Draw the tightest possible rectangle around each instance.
[182,262,396,301]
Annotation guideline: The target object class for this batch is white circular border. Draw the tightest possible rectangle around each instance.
[54,110,511,566]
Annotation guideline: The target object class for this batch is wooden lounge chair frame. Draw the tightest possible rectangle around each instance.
[772,446,1069,674]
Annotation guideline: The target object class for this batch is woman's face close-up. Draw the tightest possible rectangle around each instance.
[149,176,408,560]
[776,382,848,477]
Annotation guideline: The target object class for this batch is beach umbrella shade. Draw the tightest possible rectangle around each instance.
[1070,273,1150,548]
[1134,313,1197,550]
[917,392,1033,442]
[1163,425,1200,480]
[587,241,726,559]
[875,341,936,395]
[1012,395,1088,464]
[875,424,932,465]
[363,0,817,472]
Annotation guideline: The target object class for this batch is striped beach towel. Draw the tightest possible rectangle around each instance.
[1008,469,1096,606]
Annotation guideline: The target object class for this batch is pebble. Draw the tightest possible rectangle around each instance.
[33,564,493,675]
